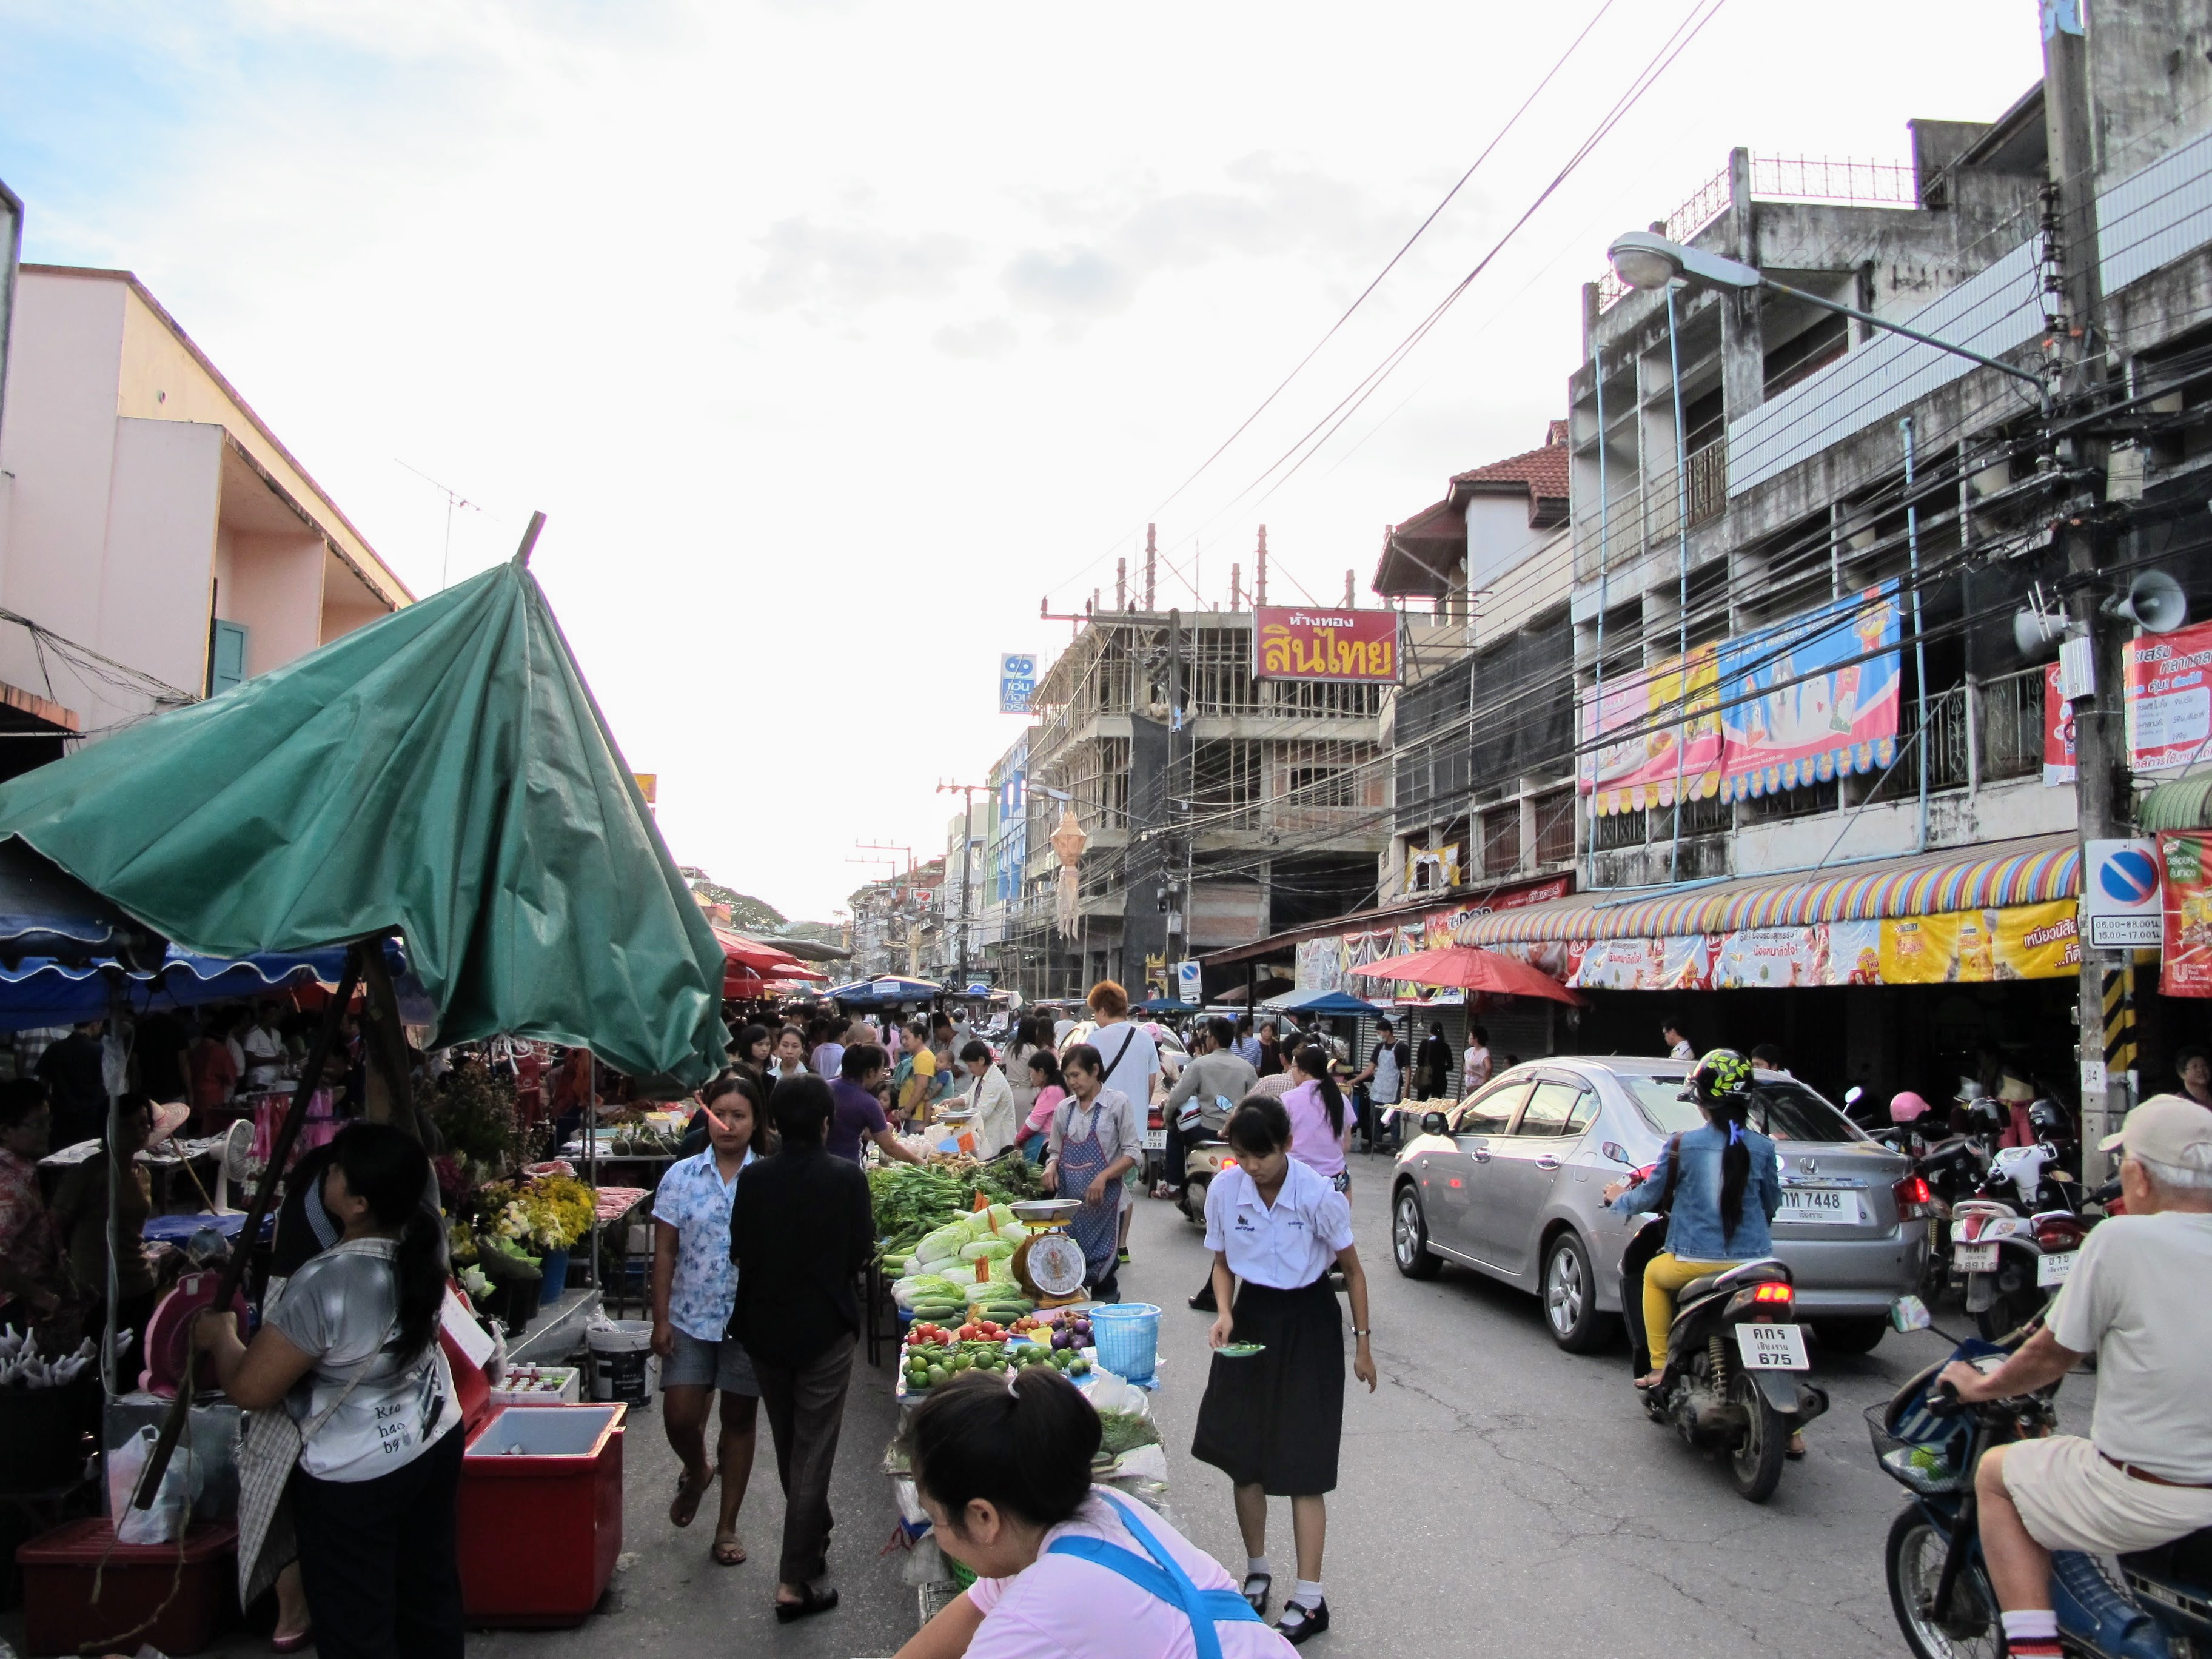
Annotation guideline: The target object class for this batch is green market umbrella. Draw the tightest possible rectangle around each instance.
[0,535,725,1090]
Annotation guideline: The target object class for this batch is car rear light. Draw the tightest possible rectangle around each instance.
[1148,1108,1162,1128]
[1894,1176,1935,1219]
[1751,1282,1794,1304]
[2034,1216,2085,1251]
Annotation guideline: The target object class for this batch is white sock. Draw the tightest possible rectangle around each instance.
[1246,1556,1270,1580]
[1293,1578,1324,1607]
[2001,1610,2058,1643]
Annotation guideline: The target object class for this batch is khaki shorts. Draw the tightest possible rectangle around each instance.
[2002,1435,2212,1556]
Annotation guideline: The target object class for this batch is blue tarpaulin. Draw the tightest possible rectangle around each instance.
[0,939,409,1033]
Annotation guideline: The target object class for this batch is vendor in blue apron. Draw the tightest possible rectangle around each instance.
[1041,1042,1142,1304]
[893,1368,1296,1659]
[1190,1097,1378,1646]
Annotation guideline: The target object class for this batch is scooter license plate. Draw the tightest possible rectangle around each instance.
[1735,1324,1809,1370]
[1141,1130,1166,1150]
[1954,1243,1999,1273]
[2036,1251,2075,1288]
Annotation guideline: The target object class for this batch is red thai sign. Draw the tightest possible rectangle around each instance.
[2042,663,2076,785]
[1252,606,1400,684]
[2161,831,2212,997]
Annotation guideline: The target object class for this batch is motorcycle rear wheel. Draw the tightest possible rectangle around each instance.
[1726,1368,1787,1503]
[1884,1507,2002,1659]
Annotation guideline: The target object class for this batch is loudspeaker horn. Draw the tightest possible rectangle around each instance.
[2109,569,2189,635]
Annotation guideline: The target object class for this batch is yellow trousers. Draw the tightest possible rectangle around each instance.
[1642,1253,1737,1370]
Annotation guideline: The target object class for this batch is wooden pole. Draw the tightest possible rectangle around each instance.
[132,940,372,1509]
[512,511,546,568]
[357,941,418,1136]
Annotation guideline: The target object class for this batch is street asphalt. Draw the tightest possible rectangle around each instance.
[10,1154,2099,1658]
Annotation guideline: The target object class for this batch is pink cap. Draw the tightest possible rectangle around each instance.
[1889,1091,1931,1122]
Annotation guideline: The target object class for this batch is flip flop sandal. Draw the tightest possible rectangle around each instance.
[774,1584,839,1623]
[712,1533,748,1566]
[669,1467,716,1527]
[1241,1573,1272,1615]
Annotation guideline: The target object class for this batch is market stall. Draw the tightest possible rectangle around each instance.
[0,523,729,1646]
[865,1155,1173,1628]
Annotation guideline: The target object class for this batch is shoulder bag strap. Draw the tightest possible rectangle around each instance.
[1101,1026,1138,1079]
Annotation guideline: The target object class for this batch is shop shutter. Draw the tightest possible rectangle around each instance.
[207,620,248,696]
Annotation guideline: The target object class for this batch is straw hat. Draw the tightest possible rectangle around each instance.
[147,1101,192,1147]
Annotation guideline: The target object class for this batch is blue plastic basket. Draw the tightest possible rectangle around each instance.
[1090,1303,1162,1384]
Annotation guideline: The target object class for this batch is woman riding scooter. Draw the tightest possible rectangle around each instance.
[1601,1049,1798,1454]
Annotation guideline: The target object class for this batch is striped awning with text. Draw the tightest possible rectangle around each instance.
[1454,835,2080,947]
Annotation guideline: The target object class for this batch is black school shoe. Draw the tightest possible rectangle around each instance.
[1188,1286,1218,1312]
[1276,1598,1329,1644]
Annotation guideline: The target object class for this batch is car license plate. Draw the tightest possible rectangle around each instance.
[1954,1242,1999,1273]
[1736,1323,1809,1370]
[2037,1251,2075,1288]
[1780,1186,1862,1224]
[1141,1129,1166,1150]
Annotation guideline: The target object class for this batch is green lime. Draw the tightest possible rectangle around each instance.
[927,1365,948,1386]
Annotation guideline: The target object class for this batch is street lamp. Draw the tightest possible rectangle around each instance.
[1605,231,2050,414]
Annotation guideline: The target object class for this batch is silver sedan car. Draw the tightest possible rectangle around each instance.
[1389,1057,1930,1355]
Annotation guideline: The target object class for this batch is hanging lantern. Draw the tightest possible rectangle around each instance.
[1050,806,1088,939]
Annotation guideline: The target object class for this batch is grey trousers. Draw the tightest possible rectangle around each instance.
[752,1332,856,1586]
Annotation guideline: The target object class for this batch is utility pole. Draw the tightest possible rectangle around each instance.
[2043,2,2127,1178]
[937,783,989,990]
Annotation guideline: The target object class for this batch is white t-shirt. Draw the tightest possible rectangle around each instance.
[1087,1021,1159,1107]
[964,1490,1292,1659]
[1204,1159,1355,1290]
[1463,1045,1491,1090]
[1669,1039,1696,1061]
[243,1024,286,1087]
[2049,1210,2212,1481]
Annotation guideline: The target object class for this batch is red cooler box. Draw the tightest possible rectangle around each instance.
[454,1342,626,1627]
[16,1518,238,1655]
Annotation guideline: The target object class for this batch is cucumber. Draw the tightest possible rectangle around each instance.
[910,1302,962,1319]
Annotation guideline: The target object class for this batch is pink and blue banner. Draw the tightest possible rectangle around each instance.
[1718,581,1902,799]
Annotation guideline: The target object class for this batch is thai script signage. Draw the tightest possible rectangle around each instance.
[2160,832,2212,997]
[1252,606,1399,685]
[2124,617,2212,772]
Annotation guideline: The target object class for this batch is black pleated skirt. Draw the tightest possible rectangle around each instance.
[1190,1275,1342,1496]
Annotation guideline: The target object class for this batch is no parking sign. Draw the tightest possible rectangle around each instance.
[2082,839,2163,948]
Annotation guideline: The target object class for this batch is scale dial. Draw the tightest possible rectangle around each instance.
[1019,1230,1088,1298]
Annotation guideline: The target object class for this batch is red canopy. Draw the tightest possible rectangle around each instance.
[1349,945,1585,1006]
[711,927,821,999]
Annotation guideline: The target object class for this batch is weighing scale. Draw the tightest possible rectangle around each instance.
[1007,1198,1087,1307]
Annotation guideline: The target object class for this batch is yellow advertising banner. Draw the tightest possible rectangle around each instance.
[1878,901,2080,985]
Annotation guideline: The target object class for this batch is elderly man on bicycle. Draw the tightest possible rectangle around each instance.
[1936,1095,2212,1659]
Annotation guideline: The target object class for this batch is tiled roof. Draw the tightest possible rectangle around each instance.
[1451,422,1570,501]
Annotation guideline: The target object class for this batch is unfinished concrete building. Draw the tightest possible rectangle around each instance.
[992,605,1390,997]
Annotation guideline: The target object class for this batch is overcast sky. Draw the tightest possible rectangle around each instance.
[0,0,2045,921]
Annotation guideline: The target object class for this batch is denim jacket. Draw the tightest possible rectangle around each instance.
[1609,1121,1781,1261]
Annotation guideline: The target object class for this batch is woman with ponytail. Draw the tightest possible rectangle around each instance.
[1601,1049,1783,1402]
[894,1369,1296,1658]
[196,1122,464,1658]
[1281,1044,1352,1193]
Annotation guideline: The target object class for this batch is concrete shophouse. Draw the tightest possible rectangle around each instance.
[996,592,1391,1000]
[1435,4,2212,1104]
[0,264,410,778]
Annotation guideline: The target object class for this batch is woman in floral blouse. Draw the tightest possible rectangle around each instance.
[651,1072,773,1566]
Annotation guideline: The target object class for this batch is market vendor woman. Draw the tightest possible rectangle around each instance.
[1042,1042,1141,1302]
[1192,1096,1376,1646]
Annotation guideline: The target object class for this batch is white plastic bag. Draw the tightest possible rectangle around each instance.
[105,1424,203,1544]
